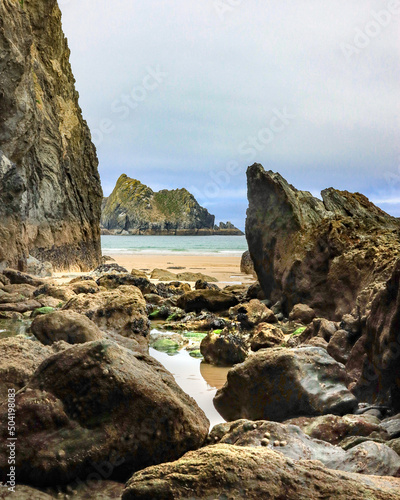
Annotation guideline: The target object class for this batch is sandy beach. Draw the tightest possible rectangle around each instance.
[109,253,254,285]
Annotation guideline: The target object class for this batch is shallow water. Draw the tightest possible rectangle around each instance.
[0,319,31,339]
[150,347,230,428]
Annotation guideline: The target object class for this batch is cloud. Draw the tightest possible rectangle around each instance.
[60,0,400,227]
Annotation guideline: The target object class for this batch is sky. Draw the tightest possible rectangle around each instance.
[59,0,400,230]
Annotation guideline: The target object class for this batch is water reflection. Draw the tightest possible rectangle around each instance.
[149,347,230,429]
[0,319,31,339]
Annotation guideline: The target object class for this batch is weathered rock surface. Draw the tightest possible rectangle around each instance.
[0,0,102,271]
[250,323,285,351]
[285,414,384,445]
[177,289,238,313]
[63,286,150,347]
[31,310,104,345]
[214,346,358,422]
[0,336,51,399]
[354,260,400,412]
[122,444,400,500]
[229,299,276,328]
[208,419,400,476]
[289,303,316,324]
[0,340,209,486]
[246,164,400,320]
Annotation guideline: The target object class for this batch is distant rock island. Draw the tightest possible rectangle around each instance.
[101,174,243,235]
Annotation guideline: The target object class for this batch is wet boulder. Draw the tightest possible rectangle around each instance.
[214,346,358,422]
[0,340,209,487]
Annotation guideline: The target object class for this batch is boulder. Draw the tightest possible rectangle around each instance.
[214,346,358,422]
[63,286,150,347]
[34,284,76,302]
[0,337,51,399]
[229,299,277,328]
[245,164,400,320]
[250,323,285,351]
[327,329,354,364]
[176,272,217,283]
[207,419,400,476]
[200,330,248,366]
[195,279,219,290]
[240,250,256,276]
[380,415,400,440]
[92,263,129,276]
[150,268,177,281]
[0,340,209,486]
[131,268,148,279]
[285,414,384,445]
[69,280,100,295]
[177,289,238,313]
[0,299,42,313]
[122,444,400,500]
[2,269,45,288]
[289,303,316,324]
[31,311,104,345]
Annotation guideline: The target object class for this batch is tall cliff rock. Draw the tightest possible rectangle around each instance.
[246,164,400,320]
[0,0,102,271]
[101,174,243,235]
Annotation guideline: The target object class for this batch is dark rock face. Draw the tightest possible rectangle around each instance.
[214,346,357,422]
[122,444,400,500]
[353,260,400,412]
[0,0,102,271]
[0,340,209,486]
[245,164,400,320]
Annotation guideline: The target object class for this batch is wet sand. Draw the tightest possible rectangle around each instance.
[109,253,255,285]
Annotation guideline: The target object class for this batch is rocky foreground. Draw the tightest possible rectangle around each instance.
[0,251,399,498]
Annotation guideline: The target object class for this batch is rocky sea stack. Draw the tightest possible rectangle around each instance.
[101,174,243,235]
[0,0,102,271]
[246,163,400,320]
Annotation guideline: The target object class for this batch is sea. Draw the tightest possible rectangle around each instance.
[101,234,248,256]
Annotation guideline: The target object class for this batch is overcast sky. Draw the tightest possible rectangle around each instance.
[60,0,400,229]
